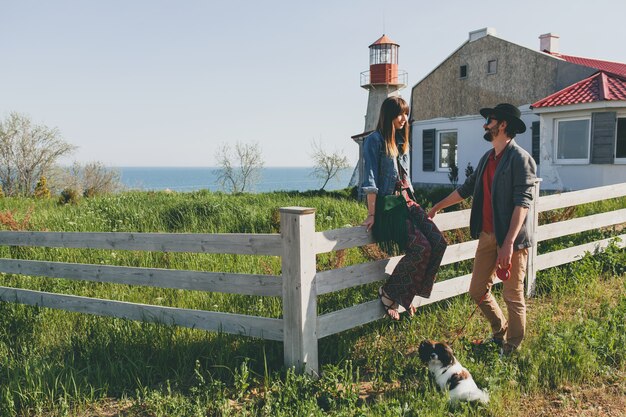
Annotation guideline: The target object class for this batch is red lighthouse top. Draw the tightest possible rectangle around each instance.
[362,34,406,87]
[369,34,399,48]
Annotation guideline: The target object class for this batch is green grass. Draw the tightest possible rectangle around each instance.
[0,189,624,416]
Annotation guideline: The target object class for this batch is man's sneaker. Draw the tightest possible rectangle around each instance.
[472,337,504,348]
[500,343,518,357]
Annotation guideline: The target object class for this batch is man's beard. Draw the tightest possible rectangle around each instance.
[483,126,498,142]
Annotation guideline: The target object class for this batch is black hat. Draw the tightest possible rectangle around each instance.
[479,103,526,134]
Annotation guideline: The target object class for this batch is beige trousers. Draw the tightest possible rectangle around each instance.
[469,232,528,349]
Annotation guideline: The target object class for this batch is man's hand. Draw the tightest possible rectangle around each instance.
[497,241,514,270]
[427,190,463,219]
[498,206,529,269]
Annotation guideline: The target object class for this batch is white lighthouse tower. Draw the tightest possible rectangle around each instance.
[350,34,407,196]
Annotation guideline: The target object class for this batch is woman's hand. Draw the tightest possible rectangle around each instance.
[364,193,377,232]
[362,214,375,232]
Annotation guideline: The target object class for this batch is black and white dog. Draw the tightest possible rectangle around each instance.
[418,340,489,404]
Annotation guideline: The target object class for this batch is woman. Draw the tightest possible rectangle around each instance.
[361,96,447,320]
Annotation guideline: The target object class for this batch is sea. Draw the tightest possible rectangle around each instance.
[117,167,355,193]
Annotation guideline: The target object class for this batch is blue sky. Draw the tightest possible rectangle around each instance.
[2,0,625,167]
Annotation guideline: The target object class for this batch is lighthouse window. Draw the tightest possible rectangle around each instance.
[371,45,396,65]
[380,47,391,63]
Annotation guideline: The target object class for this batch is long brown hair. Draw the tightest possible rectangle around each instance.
[376,96,410,157]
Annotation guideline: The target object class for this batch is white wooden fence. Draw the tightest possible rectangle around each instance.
[0,181,625,375]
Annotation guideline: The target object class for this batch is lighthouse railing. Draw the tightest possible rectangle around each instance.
[360,69,408,87]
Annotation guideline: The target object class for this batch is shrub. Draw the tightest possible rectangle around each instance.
[0,206,34,230]
[448,161,458,186]
[58,188,80,205]
[465,162,474,179]
[83,187,97,198]
[33,176,51,199]
[52,162,122,198]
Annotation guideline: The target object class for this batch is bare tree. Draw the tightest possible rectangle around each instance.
[214,141,264,193]
[310,140,350,191]
[82,162,122,196]
[49,164,82,196]
[52,161,122,197]
[0,112,76,196]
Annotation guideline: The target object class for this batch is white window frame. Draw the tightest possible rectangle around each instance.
[436,130,458,172]
[554,117,591,165]
[615,116,626,164]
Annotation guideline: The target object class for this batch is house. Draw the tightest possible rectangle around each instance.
[409,28,626,191]
[530,71,626,190]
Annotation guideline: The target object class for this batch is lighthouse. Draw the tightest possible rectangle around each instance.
[350,34,407,197]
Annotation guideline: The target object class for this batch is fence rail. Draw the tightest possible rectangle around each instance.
[0,182,625,374]
[0,286,284,340]
[0,259,282,296]
[0,231,282,255]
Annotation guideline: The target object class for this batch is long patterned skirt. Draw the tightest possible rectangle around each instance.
[382,201,447,311]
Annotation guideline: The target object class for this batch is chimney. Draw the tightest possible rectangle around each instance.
[469,27,496,42]
[539,33,560,54]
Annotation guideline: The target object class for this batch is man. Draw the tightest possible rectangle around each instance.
[428,103,537,355]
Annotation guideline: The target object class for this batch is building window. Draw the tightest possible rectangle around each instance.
[487,59,497,74]
[438,131,458,170]
[460,65,468,79]
[556,118,590,164]
[616,117,626,161]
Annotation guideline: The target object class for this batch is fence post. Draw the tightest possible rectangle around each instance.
[526,179,542,297]
[279,207,318,375]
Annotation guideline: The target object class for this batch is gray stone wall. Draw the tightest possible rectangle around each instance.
[410,36,596,121]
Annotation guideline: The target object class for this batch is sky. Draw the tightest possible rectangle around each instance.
[2,0,626,167]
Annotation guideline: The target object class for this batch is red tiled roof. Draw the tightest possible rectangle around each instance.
[532,71,626,108]
[548,52,626,77]
[369,34,398,47]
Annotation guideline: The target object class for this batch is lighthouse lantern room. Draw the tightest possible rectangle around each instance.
[368,34,400,84]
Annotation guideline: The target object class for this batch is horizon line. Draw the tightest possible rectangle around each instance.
[108,165,330,169]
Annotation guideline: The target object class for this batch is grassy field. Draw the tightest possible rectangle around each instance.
[0,189,624,416]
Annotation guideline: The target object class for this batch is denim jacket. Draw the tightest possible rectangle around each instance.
[361,130,413,197]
